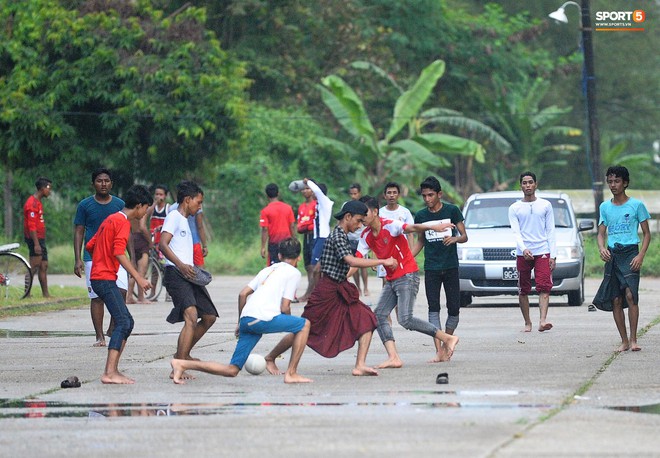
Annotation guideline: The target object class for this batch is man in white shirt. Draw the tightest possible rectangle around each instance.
[160,181,218,380]
[508,171,556,333]
[171,238,312,384]
[305,178,334,298]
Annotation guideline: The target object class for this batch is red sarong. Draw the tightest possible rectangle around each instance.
[302,276,377,358]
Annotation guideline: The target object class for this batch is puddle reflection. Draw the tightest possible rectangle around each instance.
[610,404,660,415]
[0,399,553,419]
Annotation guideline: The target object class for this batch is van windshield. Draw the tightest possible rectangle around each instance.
[464,198,572,229]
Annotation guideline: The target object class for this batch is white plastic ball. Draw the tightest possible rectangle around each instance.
[244,354,267,375]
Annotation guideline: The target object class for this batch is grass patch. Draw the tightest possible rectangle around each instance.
[0,286,88,319]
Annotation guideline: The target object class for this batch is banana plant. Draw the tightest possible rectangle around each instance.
[316,59,494,202]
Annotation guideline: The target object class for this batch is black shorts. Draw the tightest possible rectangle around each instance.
[302,231,314,267]
[25,238,48,261]
[164,266,218,323]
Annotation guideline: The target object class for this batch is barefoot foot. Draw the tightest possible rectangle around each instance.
[93,339,106,347]
[523,323,532,333]
[169,369,195,380]
[170,359,189,384]
[631,344,641,352]
[284,373,313,384]
[265,359,282,375]
[352,366,378,376]
[101,372,135,384]
[375,358,403,369]
[538,322,553,332]
[616,343,630,352]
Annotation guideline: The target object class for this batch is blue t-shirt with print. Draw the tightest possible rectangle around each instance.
[599,197,650,247]
[74,195,125,261]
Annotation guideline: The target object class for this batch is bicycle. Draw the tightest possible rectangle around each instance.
[132,246,164,301]
[0,243,33,300]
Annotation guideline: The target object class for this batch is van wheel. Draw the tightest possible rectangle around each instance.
[460,292,472,307]
[567,284,584,306]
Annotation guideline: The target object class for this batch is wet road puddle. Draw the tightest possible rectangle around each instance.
[609,403,660,415]
[0,395,553,419]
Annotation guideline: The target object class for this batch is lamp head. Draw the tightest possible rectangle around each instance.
[549,7,568,23]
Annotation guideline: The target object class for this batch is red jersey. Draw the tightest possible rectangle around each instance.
[86,212,130,281]
[356,218,418,281]
[260,201,295,243]
[297,200,316,234]
[23,195,46,239]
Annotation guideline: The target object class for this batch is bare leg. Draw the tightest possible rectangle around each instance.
[538,292,553,331]
[101,341,134,384]
[519,294,532,332]
[170,307,201,379]
[625,288,640,351]
[91,297,107,346]
[352,331,378,376]
[135,253,150,302]
[352,270,362,295]
[284,320,313,383]
[376,340,403,369]
[170,359,239,384]
[38,260,50,297]
[298,266,314,302]
[361,267,369,296]
[265,333,295,375]
[612,296,630,352]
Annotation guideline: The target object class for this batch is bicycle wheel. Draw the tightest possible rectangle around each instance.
[145,257,164,301]
[0,252,33,301]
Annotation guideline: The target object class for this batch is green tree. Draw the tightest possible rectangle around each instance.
[0,0,249,238]
[316,60,490,202]
[480,76,582,190]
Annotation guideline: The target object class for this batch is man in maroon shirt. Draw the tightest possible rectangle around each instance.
[23,177,52,298]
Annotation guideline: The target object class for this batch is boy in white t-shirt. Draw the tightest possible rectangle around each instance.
[160,181,218,380]
[170,238,312,384]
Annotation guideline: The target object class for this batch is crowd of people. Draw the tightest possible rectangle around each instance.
[21,165,651,384]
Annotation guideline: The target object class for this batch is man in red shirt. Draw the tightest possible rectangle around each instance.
[260,183,295,265]
[86,185,153,384]
[23,177,52,298]
[356,197,460,367]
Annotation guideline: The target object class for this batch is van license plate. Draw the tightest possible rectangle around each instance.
[502,267,518,280]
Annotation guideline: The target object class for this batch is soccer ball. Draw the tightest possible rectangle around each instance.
[244,354,267,375]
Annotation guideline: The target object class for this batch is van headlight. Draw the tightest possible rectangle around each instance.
[458,247,483,261]
[556,246,580,260]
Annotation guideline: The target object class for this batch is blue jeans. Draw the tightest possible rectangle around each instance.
[90,279,134,351]
[230,314,307,369]
[375,272,438,343]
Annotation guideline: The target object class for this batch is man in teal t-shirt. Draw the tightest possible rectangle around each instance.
[593,165,651,352]
[412,176,467,362]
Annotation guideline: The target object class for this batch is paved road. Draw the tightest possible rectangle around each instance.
[1,274,659,457]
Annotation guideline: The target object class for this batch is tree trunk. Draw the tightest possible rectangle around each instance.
[4,168,14,239]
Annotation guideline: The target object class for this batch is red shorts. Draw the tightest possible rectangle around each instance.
[193,243,204,267]
[516,254,553,295]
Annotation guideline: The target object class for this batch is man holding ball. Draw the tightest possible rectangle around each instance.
[170,238,312,384]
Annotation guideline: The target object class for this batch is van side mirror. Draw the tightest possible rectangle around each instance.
[578,220,595,232]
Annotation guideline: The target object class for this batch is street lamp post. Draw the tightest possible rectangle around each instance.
[549,0,603,219]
